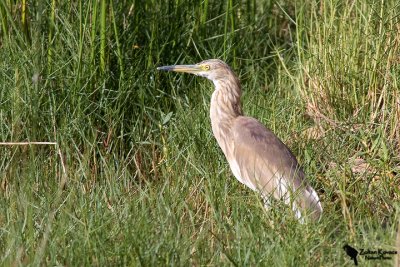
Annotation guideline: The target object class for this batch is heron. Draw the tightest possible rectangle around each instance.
[157,59,322,221]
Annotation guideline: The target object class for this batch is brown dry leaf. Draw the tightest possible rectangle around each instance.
[349,157,374,175]
[1,178,7,192]
[328,157,376,176]
[328,161,338,170]
[302,125,325,140]
[104,192,114,212]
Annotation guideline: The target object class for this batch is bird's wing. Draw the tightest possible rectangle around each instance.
[231,116,303,191]
[230,116,322,219]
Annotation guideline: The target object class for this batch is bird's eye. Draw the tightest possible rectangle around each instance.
[204,65,210,71]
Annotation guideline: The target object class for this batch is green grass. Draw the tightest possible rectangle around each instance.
[1,0,399,266]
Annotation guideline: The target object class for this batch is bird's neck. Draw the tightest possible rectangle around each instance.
[210,79,243,121]
[210,78,243,153]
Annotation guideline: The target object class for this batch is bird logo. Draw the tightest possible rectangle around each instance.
[343,244,359,265]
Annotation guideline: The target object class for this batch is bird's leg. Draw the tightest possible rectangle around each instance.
[261,195,271,210]
[292,202,305,224]
[266,184,306,223]
[261,195,278,229]
[276,176,307,223]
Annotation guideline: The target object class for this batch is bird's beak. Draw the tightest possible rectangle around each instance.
[157,64,202,74]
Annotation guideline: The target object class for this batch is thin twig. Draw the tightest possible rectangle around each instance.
[0,142,57,145]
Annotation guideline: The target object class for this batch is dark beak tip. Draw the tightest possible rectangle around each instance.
[157,66,172,71]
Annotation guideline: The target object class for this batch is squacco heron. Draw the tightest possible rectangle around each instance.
[157,59,322,221]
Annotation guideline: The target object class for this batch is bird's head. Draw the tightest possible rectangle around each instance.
[157,59,234,82]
